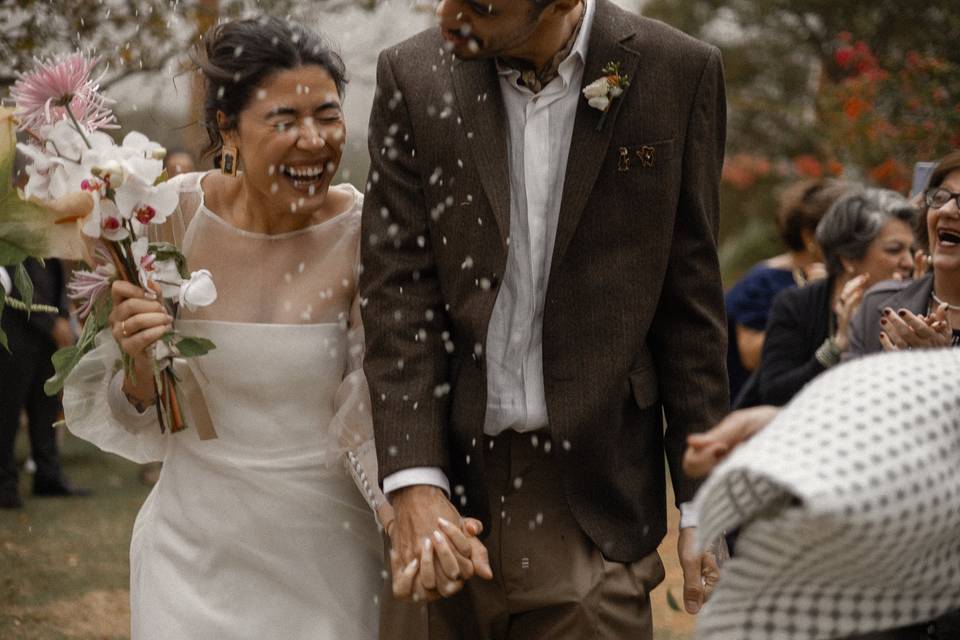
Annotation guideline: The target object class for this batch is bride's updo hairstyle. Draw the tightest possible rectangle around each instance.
[193,17,348,167]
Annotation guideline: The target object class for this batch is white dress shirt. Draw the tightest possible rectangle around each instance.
[382,0,697,529]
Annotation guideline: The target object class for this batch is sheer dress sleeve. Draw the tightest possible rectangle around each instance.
[333,263,387,516]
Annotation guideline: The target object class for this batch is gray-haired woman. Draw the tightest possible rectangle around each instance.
[755,186,917,406]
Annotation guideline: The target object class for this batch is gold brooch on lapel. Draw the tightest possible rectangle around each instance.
[582,61,630,132]
[637,145,655,168]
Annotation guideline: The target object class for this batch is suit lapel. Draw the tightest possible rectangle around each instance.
[550,0,640,277]
[452,59,511,250]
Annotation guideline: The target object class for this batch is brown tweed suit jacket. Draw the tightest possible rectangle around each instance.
[360,0,729,562]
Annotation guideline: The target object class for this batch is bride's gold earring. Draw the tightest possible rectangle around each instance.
[221,146,239,177]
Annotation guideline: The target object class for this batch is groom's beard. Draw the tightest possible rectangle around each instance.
[443,20,541,61]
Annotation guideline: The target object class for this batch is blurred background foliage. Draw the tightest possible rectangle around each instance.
[645,0,960,283]
[2,0,958,284]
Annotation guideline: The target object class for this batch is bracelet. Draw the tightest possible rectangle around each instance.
[815,337,842,368]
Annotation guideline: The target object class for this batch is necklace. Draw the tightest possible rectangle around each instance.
[931,291,960,311]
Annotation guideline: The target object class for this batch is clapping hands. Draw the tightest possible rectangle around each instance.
[386,485,493,602]
[833,273,871,352]
[879,303,953,351]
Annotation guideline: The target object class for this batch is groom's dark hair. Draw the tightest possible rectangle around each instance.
[193,17,348,167]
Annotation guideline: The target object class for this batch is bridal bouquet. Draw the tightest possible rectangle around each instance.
[1,53,216,435]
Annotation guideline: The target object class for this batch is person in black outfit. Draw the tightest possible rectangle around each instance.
[758,187,917,406]
[0,258,89,509]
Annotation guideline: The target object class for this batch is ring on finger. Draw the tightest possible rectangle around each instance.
[121,320,128,338]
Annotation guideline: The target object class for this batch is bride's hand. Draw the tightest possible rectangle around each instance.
[108,280,172,404]
[436,516,492,583]
[378,502,395,535]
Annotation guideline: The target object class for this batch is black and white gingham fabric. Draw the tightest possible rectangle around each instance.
[694,350,960,640]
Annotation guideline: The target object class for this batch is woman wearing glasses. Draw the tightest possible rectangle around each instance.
[846,150,960,357]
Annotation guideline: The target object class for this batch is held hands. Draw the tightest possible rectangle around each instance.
[387,485,493,602]
[879,303,953,351]
[679,407,782,614]
[108,280,172,405]
[678,527,720,614]
[683,405,781,479]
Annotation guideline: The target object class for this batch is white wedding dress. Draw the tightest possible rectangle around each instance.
[63,172,384,639]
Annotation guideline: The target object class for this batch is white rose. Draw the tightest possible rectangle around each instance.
[588,96,611,111]
[609,85,623,98]
[179,270,218,311]
[582,77,610,100]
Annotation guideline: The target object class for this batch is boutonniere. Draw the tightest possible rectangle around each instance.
[582,61,630,131]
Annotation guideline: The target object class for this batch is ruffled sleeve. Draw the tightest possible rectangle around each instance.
[331,293,387,516]
[62,329,168,463]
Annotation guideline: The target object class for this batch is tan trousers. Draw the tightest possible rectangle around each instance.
[379,431,665,640]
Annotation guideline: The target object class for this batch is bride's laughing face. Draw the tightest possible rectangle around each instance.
[220,64,346,215]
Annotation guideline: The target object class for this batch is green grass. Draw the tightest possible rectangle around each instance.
[0,427,149,639]
[0,427,693,639]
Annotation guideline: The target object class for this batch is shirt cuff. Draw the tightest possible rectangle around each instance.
[679,501,699,529]
[382,467,450,499]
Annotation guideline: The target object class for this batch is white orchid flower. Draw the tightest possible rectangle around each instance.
[122,131,167,161]
[115,176,179,227]
[130,237,181,298]
[96,199,129,242]
[179,270,218,311]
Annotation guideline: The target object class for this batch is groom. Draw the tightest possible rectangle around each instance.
[360,0,728,636]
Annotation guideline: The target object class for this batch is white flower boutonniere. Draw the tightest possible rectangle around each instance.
[583,61,630,131]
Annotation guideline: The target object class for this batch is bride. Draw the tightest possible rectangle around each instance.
[64,18,390,639]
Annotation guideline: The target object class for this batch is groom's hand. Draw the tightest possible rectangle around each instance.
[678,527,719,614]
[388,485,491,601]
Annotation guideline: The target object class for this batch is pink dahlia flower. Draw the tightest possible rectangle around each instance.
[67,246,117,319]
[11,53,117,134]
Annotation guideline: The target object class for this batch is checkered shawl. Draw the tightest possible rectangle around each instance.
[694,350,960,640]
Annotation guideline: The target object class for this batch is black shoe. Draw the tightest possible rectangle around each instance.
[0,489,23,509]
[33,477,92,498]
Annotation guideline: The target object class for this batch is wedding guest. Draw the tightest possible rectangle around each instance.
[362,0,728,637]
[163,149,196,177]
[757,187,916,406]
[0,258,88,509]
[685,350,960,640]
[725,179,849,404]
[846,150,960,358]
[61,18,490,639]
